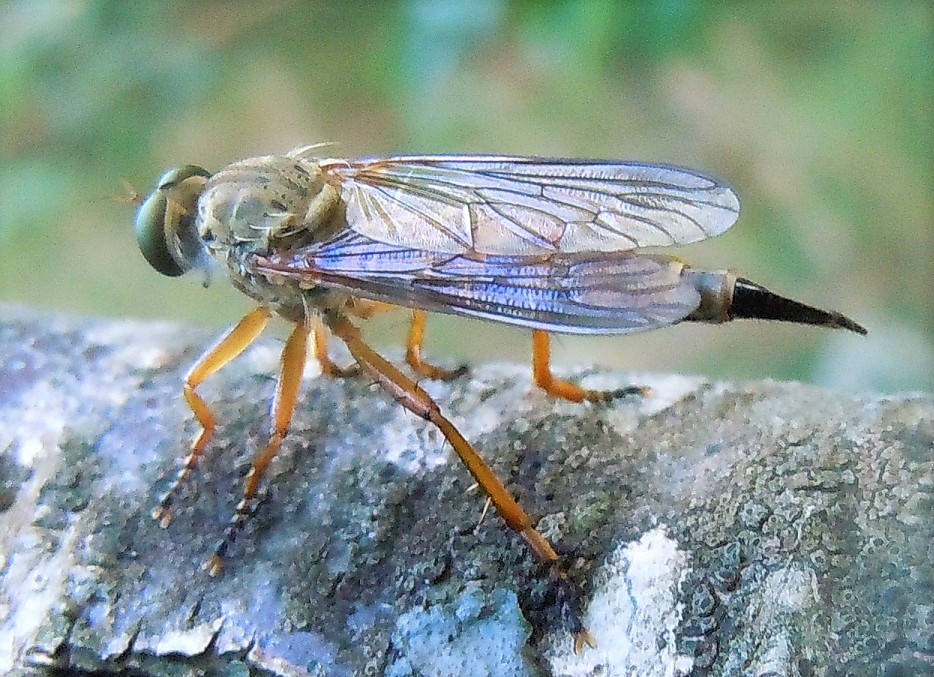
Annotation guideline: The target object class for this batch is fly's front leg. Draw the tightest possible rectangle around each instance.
[532,330,647,403]
[207,318,309,575]
[406,310,468,381]
[153,306,271,527]
[326,312,595,652]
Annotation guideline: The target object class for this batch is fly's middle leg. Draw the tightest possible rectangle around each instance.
[532,330,648,403]
[207,318,309,575]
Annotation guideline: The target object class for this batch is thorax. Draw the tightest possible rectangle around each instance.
[195,154,347,320]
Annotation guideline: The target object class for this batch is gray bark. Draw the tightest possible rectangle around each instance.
[0,304,930,676]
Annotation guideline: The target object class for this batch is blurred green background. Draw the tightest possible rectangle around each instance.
[1,1,931,393]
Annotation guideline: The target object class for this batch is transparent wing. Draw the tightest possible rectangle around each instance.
[311,153,740,256]
[253,233,701,335]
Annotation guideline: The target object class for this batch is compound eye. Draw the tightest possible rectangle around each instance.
[134,165,210,277]
[135,189,185,276]
[156,165,212,190]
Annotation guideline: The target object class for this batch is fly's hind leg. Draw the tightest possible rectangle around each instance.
[207,318,309,575]
[153,306,271,527]
[532,330,648,403]
[326,312,595,653]
[406,310,468,381]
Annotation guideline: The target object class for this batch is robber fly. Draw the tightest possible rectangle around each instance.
[134,147,865,652]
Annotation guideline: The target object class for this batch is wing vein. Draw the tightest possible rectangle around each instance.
[325,155,739,255]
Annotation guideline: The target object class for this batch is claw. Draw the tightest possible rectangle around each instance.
[573,629,597,654]
[154,509,173,529]
[550,564,594,651]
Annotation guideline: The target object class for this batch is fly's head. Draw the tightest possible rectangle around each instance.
[134,165,212,277]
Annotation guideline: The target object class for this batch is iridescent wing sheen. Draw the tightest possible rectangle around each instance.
[252,232,702,335]
[310,153,741,256]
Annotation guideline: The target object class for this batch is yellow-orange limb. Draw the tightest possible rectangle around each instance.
[532,330,648,403]
[207,318,309,575]
[346,298,395,320]
[153,306,271,527]
[405,310,468,381]
[326,311,593,650]
[312,316,359,378]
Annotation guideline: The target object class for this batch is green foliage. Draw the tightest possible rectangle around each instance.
[1,1,929,391]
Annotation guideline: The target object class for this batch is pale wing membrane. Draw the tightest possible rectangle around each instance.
[254,234,701,335]
[322,156,740,257]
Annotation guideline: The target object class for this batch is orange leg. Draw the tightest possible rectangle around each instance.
[312,316,359,378]
[532,330,648,403]
[406,310,468,381]
[326,312,595,653]
[153,306,271,527]
[346,298,395,320]
[206,318,309,575]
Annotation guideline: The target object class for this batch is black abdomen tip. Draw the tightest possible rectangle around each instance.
[731,277,867,335]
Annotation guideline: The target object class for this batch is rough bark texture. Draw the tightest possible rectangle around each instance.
[0,304,930,676]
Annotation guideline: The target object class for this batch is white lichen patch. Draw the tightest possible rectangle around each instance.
[141,617,224,656]
[546,527,694,676]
